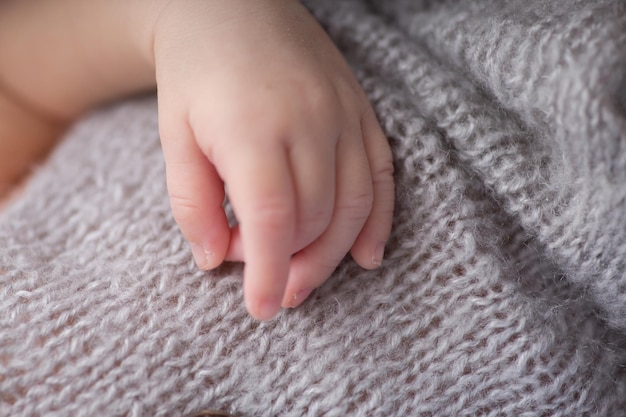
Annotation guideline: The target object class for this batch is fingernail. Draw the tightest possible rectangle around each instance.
[190,243,215,270]
[256,298,282,321]
[288,288,313,308]
[372,241,386,267]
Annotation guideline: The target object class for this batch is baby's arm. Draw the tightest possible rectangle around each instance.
[0,0,395,320]
[0,0,165,190]
[0,0,162,120]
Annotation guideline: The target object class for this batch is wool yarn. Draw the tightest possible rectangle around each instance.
[2,0,626,415]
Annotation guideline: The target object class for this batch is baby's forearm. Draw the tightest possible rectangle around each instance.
[0,0,167,122]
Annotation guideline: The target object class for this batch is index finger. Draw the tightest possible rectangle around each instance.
[217,143,295,321]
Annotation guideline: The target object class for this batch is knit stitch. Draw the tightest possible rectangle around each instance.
[1,0,626,416]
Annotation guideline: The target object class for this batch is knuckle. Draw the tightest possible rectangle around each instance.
[304,199,334,226]
[308,88,337,115]
[249,197,294,227]
[374,156,395,178]
[339,188,374,218]
[169,194,201,224]
[297,204,334,238]
[296,76,331,103]
[372,162,395,190]
[294,78,341,122]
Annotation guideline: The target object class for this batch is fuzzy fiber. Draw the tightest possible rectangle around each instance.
[2,0,626,416]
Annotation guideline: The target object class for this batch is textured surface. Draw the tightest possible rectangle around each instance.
[2,0,626,416]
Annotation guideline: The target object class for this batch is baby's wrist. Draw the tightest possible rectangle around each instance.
[129,0,173,72]
[149,0,303,67]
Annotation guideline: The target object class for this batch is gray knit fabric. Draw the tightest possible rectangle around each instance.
[2,0,626,416]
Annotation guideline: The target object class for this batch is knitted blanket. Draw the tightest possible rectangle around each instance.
[2,0,626,415]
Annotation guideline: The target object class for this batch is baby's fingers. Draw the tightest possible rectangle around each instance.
[160,117,231,270]
[282,130,373,308]
[350,108,395,269]
[218,144,295,321]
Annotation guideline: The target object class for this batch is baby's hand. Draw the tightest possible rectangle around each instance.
[153,0,394,320]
